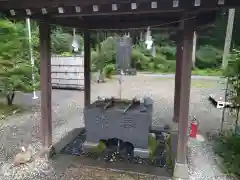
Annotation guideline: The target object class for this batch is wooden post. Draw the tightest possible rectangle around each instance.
[39,21,52,148]
[173,18,195,179]
[84,30,91,107]
[173,30,183,123]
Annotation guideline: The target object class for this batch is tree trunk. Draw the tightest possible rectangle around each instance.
[192,31,197,69]
[6,91,15,106]
[97,33,105,83]
[97,50,105,83]
[222,8,235,69]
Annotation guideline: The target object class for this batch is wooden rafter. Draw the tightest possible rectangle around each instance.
[0,0,235,16]
[0,0,238,29]
[5,10,215,30]
[0,0,224,10]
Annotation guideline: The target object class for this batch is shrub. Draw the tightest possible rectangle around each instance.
[91,36,117,74]
[103,64,116,78]
[61,52,73,56]
[132,49,150,70]
[224,49,240,110]
[196,45,222,69]
[155,61,176,73]
[91,51,99,72]
[214,131,240,177]
[165,60,176,72]
[158,46,176,60]
[154,53,168,64]
[147,62,155,71]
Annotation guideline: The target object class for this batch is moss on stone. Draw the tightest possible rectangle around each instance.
[93,141,106,154]
[166,134,173,168]
[149,134,158,160]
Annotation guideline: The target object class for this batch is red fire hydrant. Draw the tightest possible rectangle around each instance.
[190,116,198,138]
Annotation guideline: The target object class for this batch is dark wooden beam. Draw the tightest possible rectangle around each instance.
[173,16,195,179]
[2,0,236,15]
[3,7,217,31]
[176,16,195,166]
[0,0,157,9]
[43,10,215,29]
[173,29,184,123]
[39,20,52,148]
[50,17,180,29]
[1,2,183,19]
[1,0,179,10]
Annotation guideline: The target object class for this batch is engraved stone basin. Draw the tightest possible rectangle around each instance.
[83,97,153,158]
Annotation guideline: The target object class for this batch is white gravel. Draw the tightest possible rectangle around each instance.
[0,74,236,180]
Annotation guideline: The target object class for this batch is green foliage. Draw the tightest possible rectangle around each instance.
[0,20,34,105]
[91,35,222,77]
[131,48,151,70]
[93,140,106,154]
[92,38,179,76]
[224,49,240,107]
[103,64,116,78]
[91,50,99,72]
[51,27,73,54]
[214,131,240,177]
[92,36,118,78]
[51,27,83,54]
[157,46,176,60]
[217,50,240,178]
[149,134,158,159]
[192,68,222,76]
[196,45,223,69]
[152,31,174,46]
[199,10,227,48]
[61,52,73,56]
[100,36,118,64]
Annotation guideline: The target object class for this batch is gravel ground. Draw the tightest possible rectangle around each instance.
[0,74,235,180]
[188,137,238,180]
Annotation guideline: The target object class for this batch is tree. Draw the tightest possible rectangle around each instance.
[0,20,33,105]
[51,27,83,54]
[224,49,240,130]
[95,36,118,78]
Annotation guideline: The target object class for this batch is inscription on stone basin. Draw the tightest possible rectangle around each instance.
[120,118,136,129]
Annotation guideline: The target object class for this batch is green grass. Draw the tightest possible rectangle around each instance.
[141,68,223,77]
[192,68,223,76]
[0,103,24,120]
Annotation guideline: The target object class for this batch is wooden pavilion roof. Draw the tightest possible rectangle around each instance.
[0,0,240,30]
